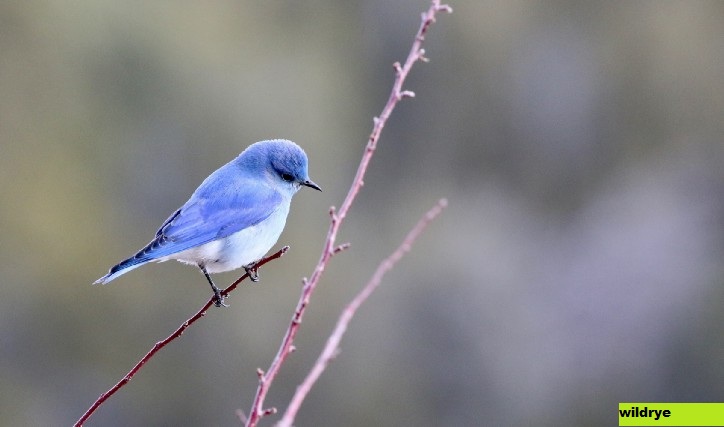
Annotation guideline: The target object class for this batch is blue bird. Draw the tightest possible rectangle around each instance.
[94,139,321,306]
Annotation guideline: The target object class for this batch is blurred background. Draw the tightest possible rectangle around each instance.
[1,1,723,425]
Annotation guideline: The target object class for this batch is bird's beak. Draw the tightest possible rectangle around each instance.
[302,179,322,191]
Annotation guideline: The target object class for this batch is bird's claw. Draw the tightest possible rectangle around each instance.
[245,264,260,282]
[213,289,229,308]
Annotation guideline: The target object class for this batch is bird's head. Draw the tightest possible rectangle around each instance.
[240,139,322,193]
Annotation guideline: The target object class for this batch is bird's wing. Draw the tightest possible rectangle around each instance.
[138,175,283,262]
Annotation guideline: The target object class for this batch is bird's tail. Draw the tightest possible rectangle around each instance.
[93,256,149,285]
[94,231,180,284]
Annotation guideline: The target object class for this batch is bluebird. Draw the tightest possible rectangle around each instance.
[94,139,321,307]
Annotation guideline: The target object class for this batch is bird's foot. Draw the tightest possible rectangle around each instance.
[199,264,229,307]
[213,288,229,308]
[245,263,260,282]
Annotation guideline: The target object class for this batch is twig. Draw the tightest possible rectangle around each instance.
[276,199,447,427]
[74,247,289,427]
[244,2,451,426]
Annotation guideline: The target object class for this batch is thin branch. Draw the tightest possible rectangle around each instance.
[74,247,289,427]
[277,199,448,427]
[244,2,452,426]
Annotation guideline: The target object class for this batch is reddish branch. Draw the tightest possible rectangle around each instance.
[244,2,451,426]
[74,247,289,427]
[277,199,448,427]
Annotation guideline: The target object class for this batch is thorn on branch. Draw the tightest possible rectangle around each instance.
[256,368,265,379]
[418,48,429,62]
[437,4,453,13]
[289,345,297,353]
[262,407,277,417]
[331,348,341,360]
[333,242,351,254]
[393,61,402,74]
[400,90,416,99]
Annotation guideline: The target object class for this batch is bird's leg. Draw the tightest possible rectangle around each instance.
[199,265,228,307]
[244,262,260,282]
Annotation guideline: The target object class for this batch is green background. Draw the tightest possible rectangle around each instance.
[1,1,723,426]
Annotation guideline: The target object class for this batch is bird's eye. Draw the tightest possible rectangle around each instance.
[281,173,294,182]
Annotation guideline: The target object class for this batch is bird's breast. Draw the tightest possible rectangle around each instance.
[173,204,290,274]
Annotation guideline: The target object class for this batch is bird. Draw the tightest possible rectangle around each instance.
[94,139,321,307]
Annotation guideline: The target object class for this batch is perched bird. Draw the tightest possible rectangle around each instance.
[94,139,321,306]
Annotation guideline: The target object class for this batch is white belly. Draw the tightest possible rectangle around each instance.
[165,204,290,273]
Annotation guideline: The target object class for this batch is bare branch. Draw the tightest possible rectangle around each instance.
[73,247,289,427]
[277,199,448,427]
[244,1,451,425]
